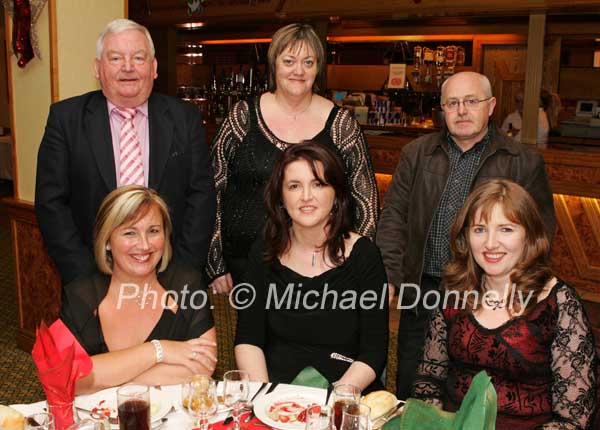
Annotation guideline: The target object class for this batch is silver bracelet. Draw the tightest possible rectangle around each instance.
[151,339,164,363]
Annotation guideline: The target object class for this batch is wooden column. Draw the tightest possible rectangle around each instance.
[542,36,561,94]
[521,13,545,146]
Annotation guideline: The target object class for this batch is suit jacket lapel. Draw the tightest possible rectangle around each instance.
[85,92,116,190]
[148,93,174,189]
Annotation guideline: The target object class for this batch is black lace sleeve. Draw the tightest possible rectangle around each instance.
[533,284,598,430]
[206,101,250,280]
[411,307,448,408]
[330,109,379,238]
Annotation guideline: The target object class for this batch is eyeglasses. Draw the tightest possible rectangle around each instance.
[441,97,494,112]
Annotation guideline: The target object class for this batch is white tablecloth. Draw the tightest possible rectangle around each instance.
[11,382,327,429]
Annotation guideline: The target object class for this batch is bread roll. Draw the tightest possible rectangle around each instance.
[0,405,24,430]
[360,390,397,420]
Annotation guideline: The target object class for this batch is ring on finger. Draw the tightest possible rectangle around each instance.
[191,351,197,359]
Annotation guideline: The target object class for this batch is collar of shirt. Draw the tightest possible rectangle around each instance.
[445,126,491,155]
[107,100,149,120]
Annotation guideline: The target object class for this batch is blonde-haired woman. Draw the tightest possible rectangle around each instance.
[60,185,217,394]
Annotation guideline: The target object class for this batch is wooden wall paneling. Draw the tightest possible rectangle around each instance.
[542,36,561,94]
[488,56,525,126]
[4,199,61,352]
[542,148,600,199]
[48,0,58,102]
[583,198,600,246]
[521,13,546,146]
[553,195,600,279]
[559,68,600,100]
[472,34,527,73]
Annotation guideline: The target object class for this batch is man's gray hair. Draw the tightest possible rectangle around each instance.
[96,19,155,59]
[441,71,493,100]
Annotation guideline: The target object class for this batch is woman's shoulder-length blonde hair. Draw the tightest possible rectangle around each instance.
[93,185,173,275]
[443,179,552,315]
[267,23,325,93]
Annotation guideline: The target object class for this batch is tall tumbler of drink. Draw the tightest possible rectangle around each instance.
[117,385,150,430]
[340,404,371,430]
[331,384,361,430]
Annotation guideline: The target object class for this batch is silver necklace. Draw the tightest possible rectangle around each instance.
[482,276,506,310]
[311,249,321,267]
[275,94,312,120]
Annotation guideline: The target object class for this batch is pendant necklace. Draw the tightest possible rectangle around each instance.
[482,276,506,310]
[276,94,312,120]
[311,249,321,267]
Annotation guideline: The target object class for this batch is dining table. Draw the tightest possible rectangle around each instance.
[10,382,328,429]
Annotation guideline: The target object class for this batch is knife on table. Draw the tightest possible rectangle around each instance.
[243,382,279,423]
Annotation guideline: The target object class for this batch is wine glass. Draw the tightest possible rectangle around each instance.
[331,384,361,430]
[182,375,218,430]
[25,413,55,430]
[223,370,250,430]
[340,404,371,430]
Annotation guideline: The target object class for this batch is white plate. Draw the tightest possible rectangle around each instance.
[253,388,325,430]
[75,387,172,428]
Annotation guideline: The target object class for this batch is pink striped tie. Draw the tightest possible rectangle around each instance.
[115,108,144,186]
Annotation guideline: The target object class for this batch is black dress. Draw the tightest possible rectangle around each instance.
[235,237,389,392]
[206,97,379,282]
[60,261,214,355]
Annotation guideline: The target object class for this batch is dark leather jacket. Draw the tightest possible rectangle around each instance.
[376,125,555,288]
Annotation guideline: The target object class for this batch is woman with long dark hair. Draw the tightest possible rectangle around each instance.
[234,141,388,392]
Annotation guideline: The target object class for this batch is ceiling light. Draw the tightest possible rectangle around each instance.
[177,22,205,29]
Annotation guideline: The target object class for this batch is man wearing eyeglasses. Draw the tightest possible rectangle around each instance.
[376,71,555,399]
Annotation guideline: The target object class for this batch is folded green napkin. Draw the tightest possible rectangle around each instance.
[383,371,497,430]
[290,366,330,389]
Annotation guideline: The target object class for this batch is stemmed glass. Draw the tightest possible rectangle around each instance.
[182,375,218,430]
[340,404,371,430]
[25,413,55,430]
[223,370,250,430]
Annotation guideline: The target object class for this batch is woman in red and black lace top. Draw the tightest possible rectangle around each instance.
[412,179,597,430]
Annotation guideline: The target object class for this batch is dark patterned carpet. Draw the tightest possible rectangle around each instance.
[0,181,45,405]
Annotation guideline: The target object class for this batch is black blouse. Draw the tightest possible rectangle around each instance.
[235,237,389,391]
[60,261,214,355]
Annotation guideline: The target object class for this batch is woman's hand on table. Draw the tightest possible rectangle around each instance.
[161,337,218,374]
[210,273,233,295]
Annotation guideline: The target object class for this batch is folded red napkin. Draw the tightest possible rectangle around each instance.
[208,411,270,430]
[31,319,93,430]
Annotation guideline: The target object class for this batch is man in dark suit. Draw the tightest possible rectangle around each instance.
[35,18,216,285]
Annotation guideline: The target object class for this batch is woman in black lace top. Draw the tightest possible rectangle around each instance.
[206,23,379,294]
[412,179,597,429]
